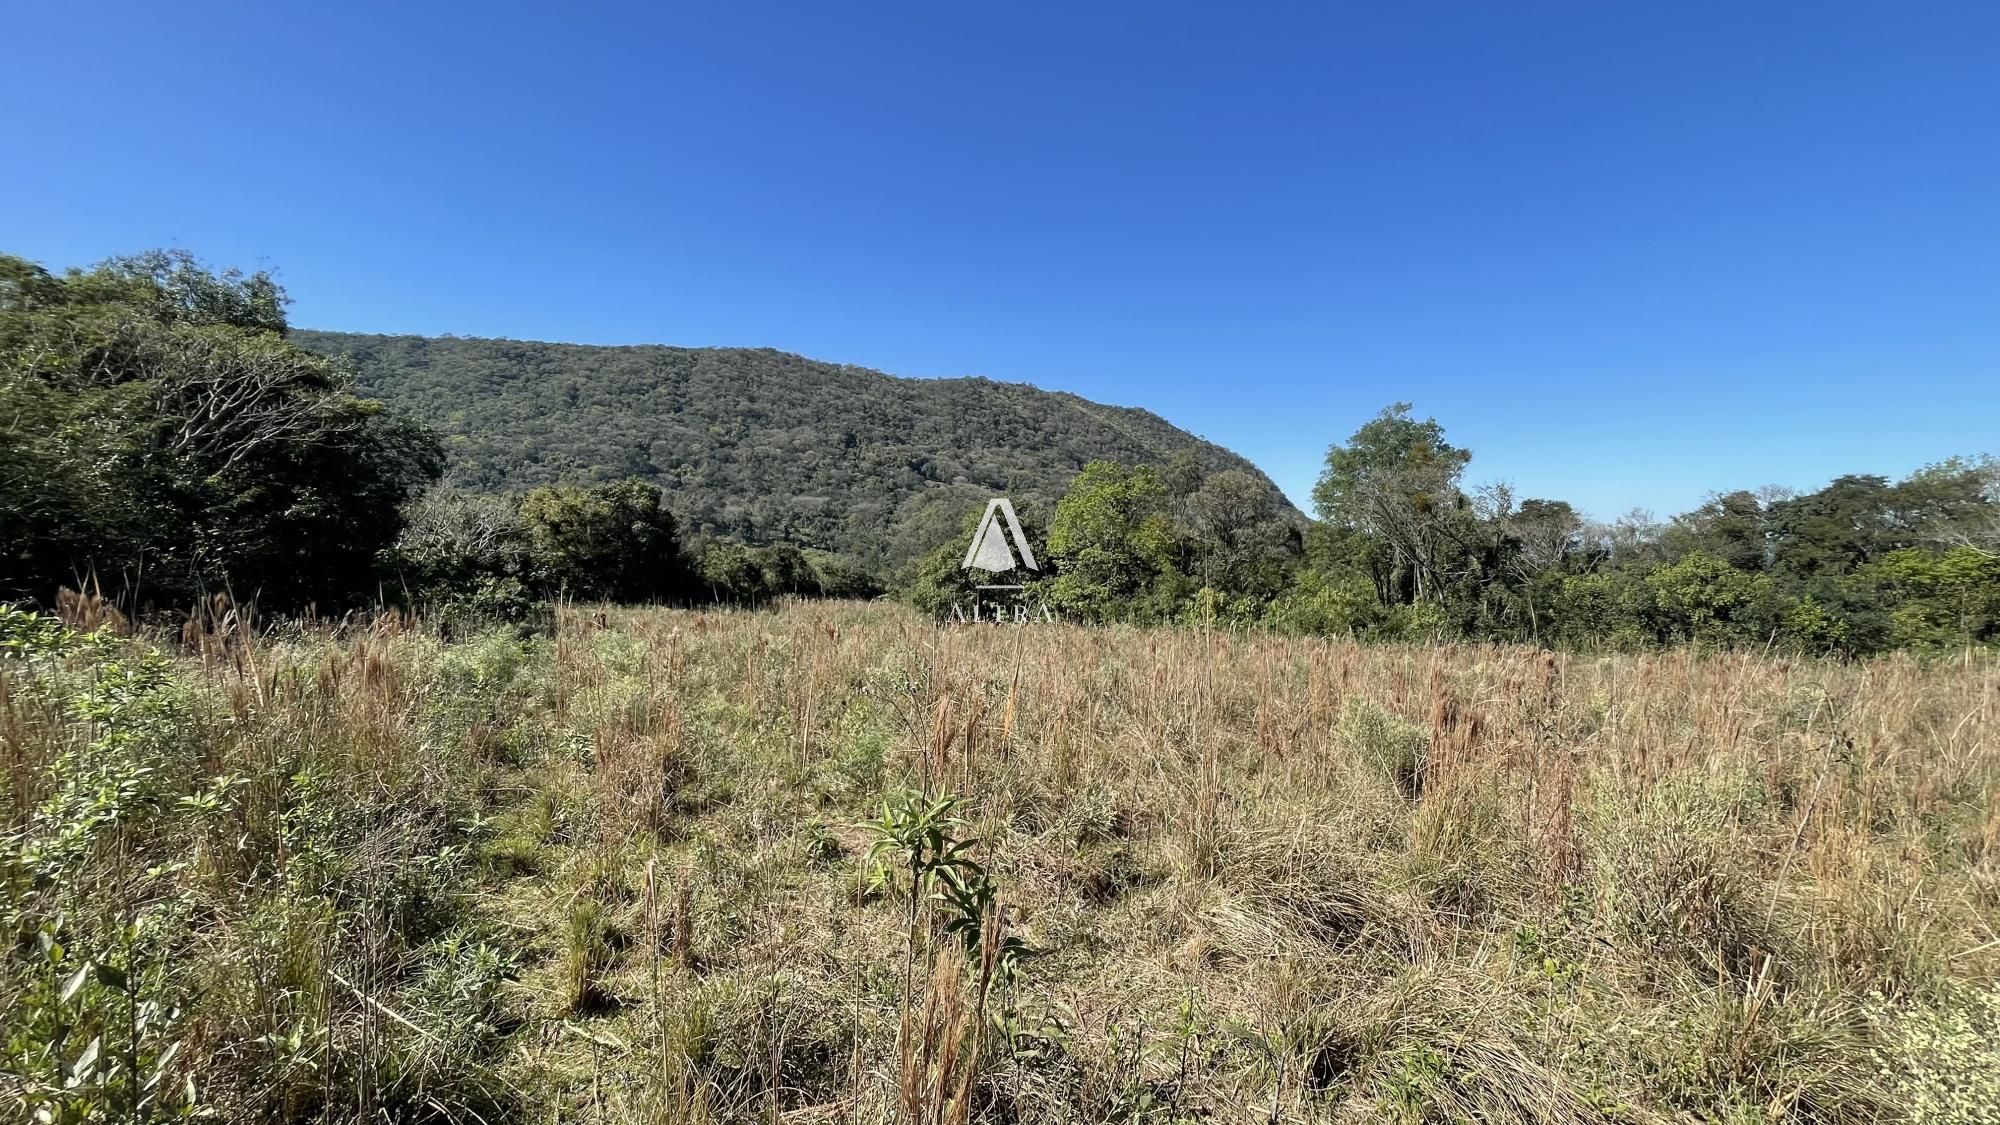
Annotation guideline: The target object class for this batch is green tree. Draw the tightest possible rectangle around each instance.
[1765,475,1896,578]
[1498,497,1586,643]
[1265,566,1379,636]
[1311,404,1473,603]
[518,479,689,602]
[1047,462,1178,621]
[1186,468,1301,600]
[1548,569,1654,649]
[803,551,880,600]
[383,488,535,621]
[0,250,441,609]
[904,543,981,617]
[754,543,816,597]
[1662,490,1769,572]
[1858,547,2000,648]
[1645,551,1777,645]
[693,539,769,603]
[1907,456,1999,559]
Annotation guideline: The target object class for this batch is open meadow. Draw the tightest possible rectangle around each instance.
[4,599,1998,1124]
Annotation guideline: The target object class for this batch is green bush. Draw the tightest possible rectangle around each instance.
[1338,697,1429,796]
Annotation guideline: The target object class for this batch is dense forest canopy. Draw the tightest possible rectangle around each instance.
[292,330,1298,574]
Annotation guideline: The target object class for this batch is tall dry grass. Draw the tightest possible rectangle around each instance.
[3,596,1997,1122]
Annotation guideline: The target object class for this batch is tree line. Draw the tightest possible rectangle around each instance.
[390,483,878,624]
[907,404,1998,654]
[0,251,871,620]
[4,251,1995,653]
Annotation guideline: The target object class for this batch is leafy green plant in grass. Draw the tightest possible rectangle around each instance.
[862,792,1025,959]
[5,907,198,1124]
[0,611,200,1121]
[1379,1041,1451,1124]
[860,790,1033,999]
[370,930,521,1112]
[861,792,980,924]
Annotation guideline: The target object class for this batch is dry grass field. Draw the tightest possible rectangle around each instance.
[5,598,1999,1123]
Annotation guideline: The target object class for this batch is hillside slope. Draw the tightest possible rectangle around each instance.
[295,330,1298,571]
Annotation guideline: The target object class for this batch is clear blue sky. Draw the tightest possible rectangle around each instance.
[7,2,1997,519]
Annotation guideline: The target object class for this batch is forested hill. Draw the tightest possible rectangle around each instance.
[293,330,1298,571]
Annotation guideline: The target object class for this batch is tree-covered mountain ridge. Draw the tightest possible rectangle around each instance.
[293,329,1299,572]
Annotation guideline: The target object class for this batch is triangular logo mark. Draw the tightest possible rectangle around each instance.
[961,498,1039,573]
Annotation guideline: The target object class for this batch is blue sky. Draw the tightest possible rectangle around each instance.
[6,2,1996,519]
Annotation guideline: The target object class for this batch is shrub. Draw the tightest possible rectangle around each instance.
[520,479,692,602]
[1339,697,1430,796]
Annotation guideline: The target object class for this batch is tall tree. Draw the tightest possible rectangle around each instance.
[1593,508,1665,565]
[1910,456,2000,559]
[1663,490,1770,572]
[1505,498,1585,572]
[1186,468,1300,596]
[1764,475,1901,577]
[518,479,690,602]
[1311,403,1473,602]
[1499,497,1585,641]
[0,250,440,609]
[1048,461,1177,620]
